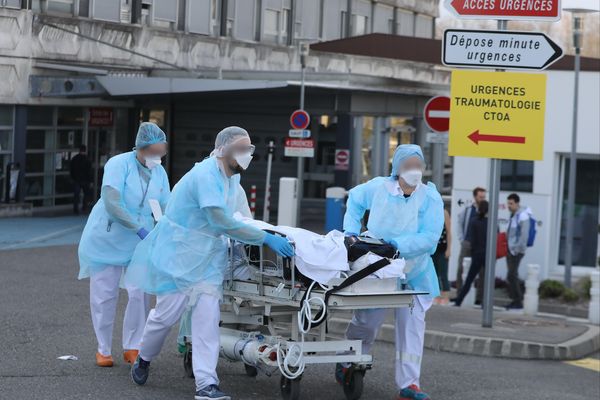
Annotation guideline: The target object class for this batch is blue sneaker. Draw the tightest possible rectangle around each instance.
[397,384,431,400]
[131,356,150,386]
[194,385,231,400]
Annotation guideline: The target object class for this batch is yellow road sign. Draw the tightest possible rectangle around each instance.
[448,70,546,160]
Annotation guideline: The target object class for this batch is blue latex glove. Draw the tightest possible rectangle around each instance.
[137,227,150,240]
[264,233,295,258]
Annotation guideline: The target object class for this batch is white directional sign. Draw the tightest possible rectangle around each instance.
[288,129,311,138]
[443,29,563,70]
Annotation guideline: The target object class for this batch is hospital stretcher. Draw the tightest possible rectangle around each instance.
[181,232,426,400]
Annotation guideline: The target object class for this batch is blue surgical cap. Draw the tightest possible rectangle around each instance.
[390,144,424,178]
[135,122,167,149]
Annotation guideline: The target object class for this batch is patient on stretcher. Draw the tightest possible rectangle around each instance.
[231,213,406,286]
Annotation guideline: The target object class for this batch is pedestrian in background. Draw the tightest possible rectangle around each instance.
[452,200,489,307]
[70,145,92,215]
[455,187,486,302]
[432,207,451,305]
[505,193,531,311]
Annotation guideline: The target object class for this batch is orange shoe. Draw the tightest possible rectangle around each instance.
[123,350,139,365]
[95,352,114,367]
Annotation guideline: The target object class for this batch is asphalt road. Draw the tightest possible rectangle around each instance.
[1,244,599,400]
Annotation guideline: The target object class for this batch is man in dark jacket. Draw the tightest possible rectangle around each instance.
[70,145,92,214]
[453,200,489,307]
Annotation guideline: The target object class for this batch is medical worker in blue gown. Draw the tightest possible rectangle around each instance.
[77,122,170,367]
[126,127,294,400]
[336,144,444,400]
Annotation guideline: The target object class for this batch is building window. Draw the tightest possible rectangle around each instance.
[47,0,75,15]
[352,14,368,36]
[188,0,213,35]
[92,0,120,22]
[1,0,21,9]
[78,0,90,17]
[500,160,533,192]
[154,0,178,23]
[264,8,280,36]
[558,157,600,267]
[414,14,433,38]
[24,106,87,207]
[396,9,414,36]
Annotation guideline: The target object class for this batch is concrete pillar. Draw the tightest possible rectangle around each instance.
[588,270,600,325]
[334,114,353,189]
[523,264,540,316]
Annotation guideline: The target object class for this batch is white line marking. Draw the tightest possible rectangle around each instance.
[0,225,82,251]
[428,110,450,118]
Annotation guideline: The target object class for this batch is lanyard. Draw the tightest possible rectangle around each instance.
[137,166,151,210]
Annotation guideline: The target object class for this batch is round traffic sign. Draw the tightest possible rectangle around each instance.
[290,109,310,130]
[424,96,450,133]
[336,150,349,164]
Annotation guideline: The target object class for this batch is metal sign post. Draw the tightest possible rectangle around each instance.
[263,141,275,223]
[482,19,507,328]
[295,43,309,227]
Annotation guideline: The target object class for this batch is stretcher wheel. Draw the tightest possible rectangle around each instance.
[342,370,364,400]
[280,375,301,400]
[183,347,194,379]
[244,364,258,377]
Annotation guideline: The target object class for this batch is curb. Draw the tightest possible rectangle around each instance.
[327,317,600,361]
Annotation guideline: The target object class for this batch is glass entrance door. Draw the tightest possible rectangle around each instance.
[87,128,111,201]
[557,156,600,268]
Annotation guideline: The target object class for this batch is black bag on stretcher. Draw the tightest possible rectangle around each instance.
[298,236,399,331]
[344,235,397,262]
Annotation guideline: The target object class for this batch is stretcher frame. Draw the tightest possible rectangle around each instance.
[184,235,427,400]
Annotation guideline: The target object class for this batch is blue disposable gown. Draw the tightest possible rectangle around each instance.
[124,157,266,298]
[343,177,444,298]
[78,151,170,279]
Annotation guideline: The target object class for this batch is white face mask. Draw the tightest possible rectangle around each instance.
[144,156,162,169]
[400,169,422,187]
[234,152,253,171]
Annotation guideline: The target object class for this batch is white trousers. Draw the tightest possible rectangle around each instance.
[346,295,433,390]
[139,292,220,391]
[90,265,151,356]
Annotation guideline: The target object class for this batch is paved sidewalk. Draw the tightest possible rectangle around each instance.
[0,215,86,250]
[329,304,600,361]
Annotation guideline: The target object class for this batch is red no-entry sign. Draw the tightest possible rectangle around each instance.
[335,149,350,171]
[424,96,450,133]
